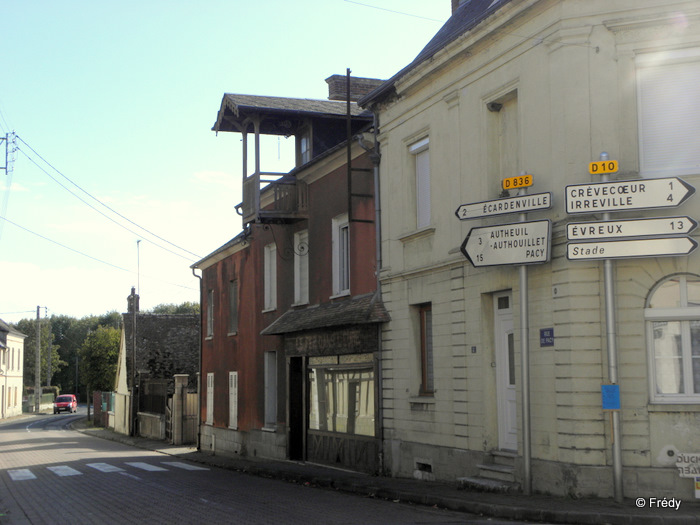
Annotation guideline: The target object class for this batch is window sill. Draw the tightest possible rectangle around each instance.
[262,425,277,433]
[409,395,435,408]
[227,331,238,337]
[205,336,213,342]
[648,403,700,412]
[291,301,309,308]
[262,307,276,314]
[330,291,350,300]
[399,226,436,243]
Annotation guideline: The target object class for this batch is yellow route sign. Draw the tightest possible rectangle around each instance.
[502,174,533,191]
[589,160,618,174]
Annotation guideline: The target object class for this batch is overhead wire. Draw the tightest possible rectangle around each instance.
[15,143,199,263]
[342,0,445,23]
[0,215,197,291]
[15,135,202,261]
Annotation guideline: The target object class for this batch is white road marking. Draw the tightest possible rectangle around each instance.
[8,469,36,481]
[162,461,209,471]
[118,471,142,480]
[86,462,125,473]
[47,466,82,477]
[125,462,168,472]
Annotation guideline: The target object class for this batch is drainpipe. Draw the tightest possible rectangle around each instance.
[358,109,384,472]
[192,267,203,451]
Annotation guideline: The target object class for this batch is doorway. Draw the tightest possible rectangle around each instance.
[494,291,517,451]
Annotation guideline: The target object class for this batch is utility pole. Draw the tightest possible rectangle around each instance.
[46,309,52,389]
[34,306,41,412]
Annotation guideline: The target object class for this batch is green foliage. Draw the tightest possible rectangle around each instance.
[79,325,121,392]
[148,302,200,315]
[18,318,66,388]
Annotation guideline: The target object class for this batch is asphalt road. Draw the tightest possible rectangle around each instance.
[0,410,526,525]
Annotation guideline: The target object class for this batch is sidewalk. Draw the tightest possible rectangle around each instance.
[73,419,699,525]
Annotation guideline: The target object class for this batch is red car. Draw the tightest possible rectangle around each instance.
[53,394,78,414]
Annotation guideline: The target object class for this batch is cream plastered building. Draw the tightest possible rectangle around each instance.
[361,0,700,499]
[1,319,26,419]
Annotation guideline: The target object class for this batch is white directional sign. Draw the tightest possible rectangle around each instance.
[566,177,695,214]
[567,216,698,240]
[567,237,697,261]
[456,192,552,220]
[460,220,551,267]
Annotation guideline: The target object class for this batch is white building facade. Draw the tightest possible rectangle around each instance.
[362,0,700,499]
[1,319,26,419]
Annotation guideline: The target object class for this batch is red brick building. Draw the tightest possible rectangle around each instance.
[193,74,389,472]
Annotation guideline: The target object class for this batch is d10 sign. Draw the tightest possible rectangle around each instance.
[566,177,695,214]
[460,220,551,267]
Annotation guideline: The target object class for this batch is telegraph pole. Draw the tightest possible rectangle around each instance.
[34,306,41,412]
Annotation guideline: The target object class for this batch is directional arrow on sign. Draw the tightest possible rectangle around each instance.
[456,192,552,220]
[567,216,698,240]
[567,237,698,261]
[566,177,695,214]
[460,219,551,267]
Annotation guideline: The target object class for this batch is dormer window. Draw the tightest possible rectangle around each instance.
[298,127,312,165]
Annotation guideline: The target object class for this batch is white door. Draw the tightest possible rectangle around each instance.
[494,292,517,451]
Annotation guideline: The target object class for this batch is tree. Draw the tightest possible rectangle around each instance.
[79,325,120,392]
[148,302,200,315]
[17,318,65,389]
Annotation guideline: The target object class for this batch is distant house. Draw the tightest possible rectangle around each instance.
[112,288,199,438]
[0,318,27,419]
[192,74,389,472]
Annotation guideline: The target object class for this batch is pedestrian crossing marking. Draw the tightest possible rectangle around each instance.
[162,461,209,471]
[87,462,125,473]
[125,461,168,472]
[8,469,36,481]
[5,460,208,481]
[47,466,82,477]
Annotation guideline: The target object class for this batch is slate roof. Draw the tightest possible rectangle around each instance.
[359,0,514,107]
[261,293,390,335]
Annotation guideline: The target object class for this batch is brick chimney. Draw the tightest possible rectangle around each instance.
[325,75,384,102]
[452,0,468,13]
[127,286,139,313]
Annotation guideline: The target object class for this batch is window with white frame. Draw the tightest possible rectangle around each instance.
[332,214,350,296]
[206,289,214,338]
[228,280,238,334]
[264,243,277,311]
[206,372,214,425]
[636,48,700,178]
[409,137,430,229]
[646,274,700,402]
[294,230,309,305]
[264,351,277,428]
[228,371,238,430]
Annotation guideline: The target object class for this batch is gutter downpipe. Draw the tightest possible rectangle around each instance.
[192,267,203,451]
[359,108,383,472]
[372,109,384,473]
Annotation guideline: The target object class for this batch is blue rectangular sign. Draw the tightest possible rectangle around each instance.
[601,384,621,410]
[540,328,554,347]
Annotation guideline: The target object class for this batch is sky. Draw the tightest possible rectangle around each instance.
[0,1,451,325]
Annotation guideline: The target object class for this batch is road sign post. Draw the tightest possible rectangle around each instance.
[460,219,551,267]
[566,177,695,214]
[456,192,551,220]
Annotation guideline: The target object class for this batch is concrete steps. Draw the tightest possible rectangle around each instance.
[457,450,520,493]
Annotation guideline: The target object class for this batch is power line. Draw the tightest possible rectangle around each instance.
[0,215,197,291]
[343,0,445,23]
[15,145,199,263]
[15,135,202,260]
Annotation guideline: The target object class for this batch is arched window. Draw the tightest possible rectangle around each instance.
[645,274,700,403]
